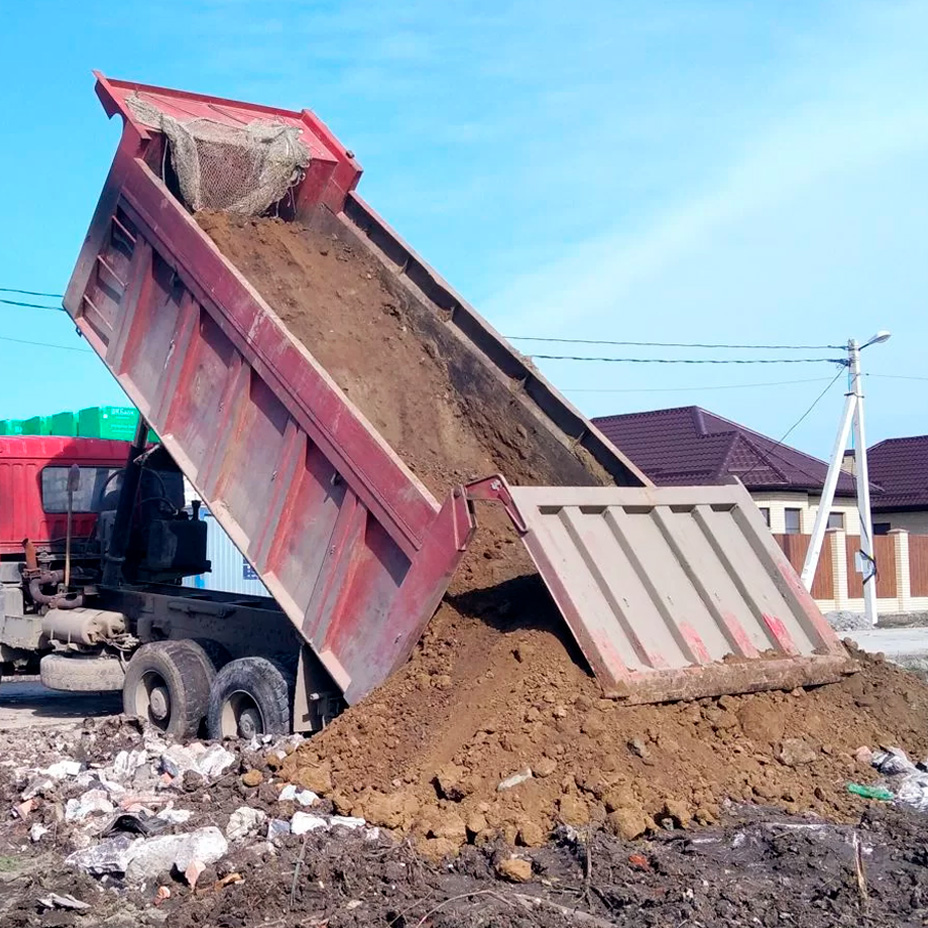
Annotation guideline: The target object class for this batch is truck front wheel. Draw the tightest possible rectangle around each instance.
[123,640,215,739]
[206,657,292,739]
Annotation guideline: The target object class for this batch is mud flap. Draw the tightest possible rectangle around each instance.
[501,478,856,703]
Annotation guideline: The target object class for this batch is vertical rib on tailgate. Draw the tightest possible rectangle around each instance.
[507,478,855,703]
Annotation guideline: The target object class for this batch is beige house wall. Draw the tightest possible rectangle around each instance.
[873,510,928,534]
[749,490,861,535]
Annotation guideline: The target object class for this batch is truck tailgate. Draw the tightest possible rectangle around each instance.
[505,479,855,702]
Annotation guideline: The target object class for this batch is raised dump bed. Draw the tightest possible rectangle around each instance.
[64,74,854,710]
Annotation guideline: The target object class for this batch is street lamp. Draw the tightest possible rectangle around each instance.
[800,331,891,626]
[863,330,892,348]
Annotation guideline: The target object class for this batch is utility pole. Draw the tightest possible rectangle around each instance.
[801,331,890,626]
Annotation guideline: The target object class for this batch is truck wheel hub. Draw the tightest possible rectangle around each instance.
[237,705,261,738]
[149,685,170,721]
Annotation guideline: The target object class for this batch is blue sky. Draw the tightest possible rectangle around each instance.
[1,1,925,458]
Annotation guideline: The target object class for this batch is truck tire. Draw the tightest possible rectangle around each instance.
[192,638,232,671]
[123,640,215,739]
[41,653,125,691]
[206,657,292,739]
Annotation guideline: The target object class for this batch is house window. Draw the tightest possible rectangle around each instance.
[874,523,891,536]
[784,508,802,535]
[826,511,845,531]
[758,507,771,527]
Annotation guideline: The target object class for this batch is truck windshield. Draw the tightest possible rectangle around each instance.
[41,466,123,513]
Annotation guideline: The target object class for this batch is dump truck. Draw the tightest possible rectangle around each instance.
[0,73,855,740]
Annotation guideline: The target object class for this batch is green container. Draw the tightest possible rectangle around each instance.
[22,415,52,436]
[0,420,25,436]
[50,411,78,437]
[78,406,140,441]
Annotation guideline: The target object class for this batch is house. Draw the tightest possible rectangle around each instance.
[868,435,928,534]
[591,407,928,616]
[591,405,862,535]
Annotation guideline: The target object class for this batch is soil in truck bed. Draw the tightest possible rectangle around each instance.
[198,213,928,859]
[197,211,607,501]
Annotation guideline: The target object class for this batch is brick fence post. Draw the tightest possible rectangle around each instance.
[890,529,911,613]
[830,528,849,611]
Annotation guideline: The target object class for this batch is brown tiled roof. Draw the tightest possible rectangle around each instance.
[868,435,928,511]
[592,406,858,495]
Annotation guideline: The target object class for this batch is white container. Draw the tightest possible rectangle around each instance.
[184,510,269,596]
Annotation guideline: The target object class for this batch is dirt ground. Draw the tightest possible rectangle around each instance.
[0,712,927,928]
[196,213,928,857]
[0,683,120,730]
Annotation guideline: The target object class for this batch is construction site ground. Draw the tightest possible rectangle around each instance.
[0,705,927,928]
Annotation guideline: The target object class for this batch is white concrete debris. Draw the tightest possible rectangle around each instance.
[291,812,329,835]
[127,827,228,882]
[226,806,268,840]
[65,789,115,822]
[290,811,367,836]
[21,777,55,800]
[67,827,229,882]
[156,806,193,825]
[497,767,533,791]
[66,834,137,876]
[30,822,49,842]
[331,815,366,830]
[43,760,84,779]
[112,748,150,780]
[267,818,291,841]
[278,784,319,805]
[38,893,90,911]
[160,743,235,779]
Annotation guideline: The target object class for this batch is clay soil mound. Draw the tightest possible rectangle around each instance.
[199,212,928,854]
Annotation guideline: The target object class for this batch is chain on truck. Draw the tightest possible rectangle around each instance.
[0,74,855,742]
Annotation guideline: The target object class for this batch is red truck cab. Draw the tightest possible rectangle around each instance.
[0,436,132,559]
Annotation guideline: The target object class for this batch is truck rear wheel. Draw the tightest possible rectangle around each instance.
[123,640,215,739]
[206,657,292,739]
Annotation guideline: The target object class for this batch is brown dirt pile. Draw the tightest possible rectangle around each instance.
[196,211,604,500]
[199,212,928,856]
[279,599,928,856]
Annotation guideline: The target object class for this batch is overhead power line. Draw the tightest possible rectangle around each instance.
[509,335,846,351]
[0,297,65,311]
[738,369,845,482]
[869,373,928,384]
[0,287,65,299]
[530,354,845,365]
[562,376,836,394]
[0,333,92,354]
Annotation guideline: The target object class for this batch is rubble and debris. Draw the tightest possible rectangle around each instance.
[872,746,918,777]
[277,784,318,805]
[43,759,83,779]
[289,811,329,836]
[267,818,291,841]
[496,856,533,883]
[184,859,206,889]
[160,743,234,779]
[122,827,228,882]
[153,886,171,905]
[497,768,533,791]
[66,834,136,876]
[38,892,91,911]
[226,806,267,840]
[65,789,115,822]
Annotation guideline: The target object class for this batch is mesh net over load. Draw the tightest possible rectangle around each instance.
[127,95,311,216]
